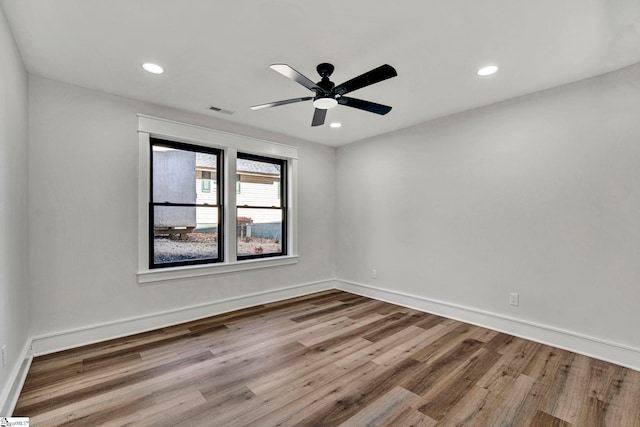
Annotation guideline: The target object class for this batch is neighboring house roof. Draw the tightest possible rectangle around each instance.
[195,152,218,169]
[196,153,280,175]
[237,158,280,175]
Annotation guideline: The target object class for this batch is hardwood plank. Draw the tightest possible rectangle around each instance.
[337,386,419,427]
[523,343,566,385]
[245,337,371,395]
[371,325,449,367]
[415,348,503,421]
[53,388,206,427]
[346,300,400,319]
[362,312,431,342]
[529,410,574,427]
[401,338,484,396]
[411,313,450,331]
[433,384,493,426]
[291,298,368,322]
[604,367,640,427]
[334,323,432,370]
[484,332,519,354]
[197,341,309,397]
[481,373,538,426]
[410,322,478,363]
[300,312,401,348]
[295,358,426,426]
[18,354,221,425]
[477,337,541,391]
[297,314,384,347]
[241,361,389,427]
[385,408,438,427]
[16,350,215,416]
[209,358,362,426]
[578,360,640,427]
[539,352,590,425]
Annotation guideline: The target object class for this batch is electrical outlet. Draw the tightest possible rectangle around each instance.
[372,269,377,279]
[2,345,6,368]
[509,293,519,306]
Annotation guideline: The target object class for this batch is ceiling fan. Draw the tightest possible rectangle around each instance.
[251,63,397,127]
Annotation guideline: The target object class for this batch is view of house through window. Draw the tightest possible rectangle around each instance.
[149,137,289,268]
[236,153,286,259]
[150,138,222,268]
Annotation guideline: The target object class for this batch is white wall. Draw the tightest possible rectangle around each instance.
[27,76,336,348]
[0,5,30,414]
[336,63,640,359]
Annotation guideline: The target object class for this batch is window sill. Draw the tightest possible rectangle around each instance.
[137,255,299,284]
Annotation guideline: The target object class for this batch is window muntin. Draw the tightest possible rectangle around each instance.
[236,153,286,259]
[150,138,223,268]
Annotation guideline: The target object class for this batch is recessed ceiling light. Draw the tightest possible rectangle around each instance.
[477,65,498,76]
[143,63,164,74]
[330,122,342,128]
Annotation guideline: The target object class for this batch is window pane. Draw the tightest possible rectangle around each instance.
[200,170,211,193]
[237,208,283,257]
[152,146,218,204]
[153,206,219,265]
[236,158,281,208]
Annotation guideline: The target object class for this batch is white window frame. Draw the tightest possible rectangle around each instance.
[137,114,298,283]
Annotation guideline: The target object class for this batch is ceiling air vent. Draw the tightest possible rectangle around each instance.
[208,105,234,115]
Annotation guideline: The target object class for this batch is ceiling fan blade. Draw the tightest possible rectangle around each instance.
[338,97,392,115]
[311,108,327,126]
[270,64,320,92]
[334,64,397,95]
[250,96,313,110]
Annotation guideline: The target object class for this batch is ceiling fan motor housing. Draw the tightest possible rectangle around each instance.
[315,63,336,93]
[316,63,334,78]
[251,62,397,125]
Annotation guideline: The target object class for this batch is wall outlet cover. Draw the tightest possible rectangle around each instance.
[509,292,519,306]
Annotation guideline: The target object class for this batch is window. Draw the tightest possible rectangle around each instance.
[150,138,223,268]
[201,170,212,192]
[138,114,298,282]
[236,153,286,259]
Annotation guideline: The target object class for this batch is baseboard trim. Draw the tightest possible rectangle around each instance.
[0,339,33,416]
[336,279,640,372]
[31,279,336,356]
[25,277,640,371]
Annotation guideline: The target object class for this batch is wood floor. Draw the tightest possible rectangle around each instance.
[15,290,640,426]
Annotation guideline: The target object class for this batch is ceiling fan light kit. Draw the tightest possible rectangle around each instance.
[312,96,338,109]
[251,62,397,127]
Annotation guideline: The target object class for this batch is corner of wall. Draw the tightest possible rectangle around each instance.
[0,340,33,416]
[335,278,640,372]
[0,3,32,416]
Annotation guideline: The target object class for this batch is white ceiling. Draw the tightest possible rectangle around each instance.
[2,0,640,146]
